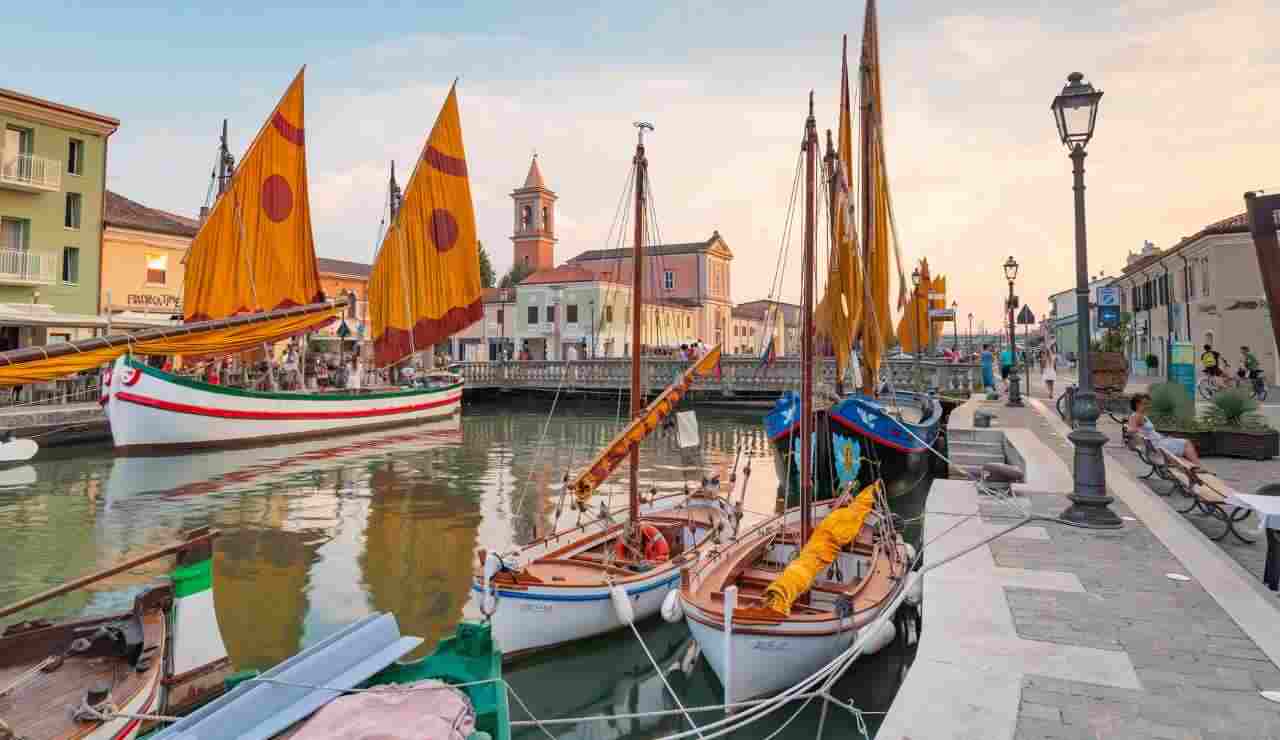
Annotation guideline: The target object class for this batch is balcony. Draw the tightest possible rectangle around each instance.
[0,152,62,193]
[0,248,57,286]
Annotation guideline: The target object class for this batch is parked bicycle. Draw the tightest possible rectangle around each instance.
[1055,382,1130,430]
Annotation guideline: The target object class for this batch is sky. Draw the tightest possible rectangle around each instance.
[7,0,1279,330]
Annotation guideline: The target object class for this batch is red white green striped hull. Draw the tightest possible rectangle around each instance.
[104,356,462,453]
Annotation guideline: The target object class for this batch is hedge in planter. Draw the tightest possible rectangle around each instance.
[1200,388,1278,461]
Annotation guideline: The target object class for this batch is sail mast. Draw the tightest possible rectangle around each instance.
[388,159,416,363]
[217,119,234,196]
[629,122,652,527]
[801,94,817,546]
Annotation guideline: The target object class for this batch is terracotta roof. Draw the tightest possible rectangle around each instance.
[520,266,604,285]
[1122,212,1249,275]
[569,232,730,262]
[735,299,801,325]
[483,287,516,303]
[104,191,199,238]
[317,257,372,278]
[521,155,546,190]
[0,86,120,128]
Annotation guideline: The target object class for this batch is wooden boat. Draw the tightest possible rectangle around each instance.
[679,17,909,703]
[0,529,232,740]
[470,127,737,659]
[0,73,483,453]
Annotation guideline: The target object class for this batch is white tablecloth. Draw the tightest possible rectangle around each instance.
[1226,494,1280,530]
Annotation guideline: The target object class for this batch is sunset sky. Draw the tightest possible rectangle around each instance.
[9,0,1278,328]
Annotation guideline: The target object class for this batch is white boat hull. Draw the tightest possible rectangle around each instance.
[471,495,733,658]
[104,356,462,452]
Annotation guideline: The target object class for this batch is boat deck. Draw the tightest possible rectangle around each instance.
[0,610,164,740]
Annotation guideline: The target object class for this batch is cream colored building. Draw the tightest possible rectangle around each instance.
[1119,213,1279,381]
[100,190,195,318]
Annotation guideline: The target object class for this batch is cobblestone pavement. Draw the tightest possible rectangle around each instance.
[971,401,1280,740]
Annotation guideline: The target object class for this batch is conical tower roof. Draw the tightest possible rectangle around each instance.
[521,154,546,190]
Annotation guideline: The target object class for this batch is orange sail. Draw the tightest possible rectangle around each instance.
[182,68,323,322]
[930,275,946,347]
[369,84,483,367]
[896,259,932,354]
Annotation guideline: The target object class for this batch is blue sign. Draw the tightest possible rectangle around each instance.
[1170,342,1196,403]
[1097,305,1121,329]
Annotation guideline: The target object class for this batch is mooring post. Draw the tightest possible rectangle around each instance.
[724,584,737,713]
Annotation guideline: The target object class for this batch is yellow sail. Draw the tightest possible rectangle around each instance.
[183,68,323,322]
[762,483,878,616]
[896,258,932,354]
[816,36,863,381]
[930,275,947,347]
[369,84,483,367]
[0,305,340,385]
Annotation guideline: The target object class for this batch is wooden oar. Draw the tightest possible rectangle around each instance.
[0,527,219,620]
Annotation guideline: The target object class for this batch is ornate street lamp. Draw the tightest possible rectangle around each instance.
[911,267,922,386]
[1003,256,1023,407]
[967,312,974,356]
[1052,72,1120,528]
[951,300,959,356]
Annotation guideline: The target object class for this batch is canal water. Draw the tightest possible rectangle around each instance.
[0,398,927,739]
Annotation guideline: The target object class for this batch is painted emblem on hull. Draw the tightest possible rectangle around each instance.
[857,407,877,428]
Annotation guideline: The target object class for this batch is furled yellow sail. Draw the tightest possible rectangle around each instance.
[369,84,483,367]
[762,483,878,616]
[572,346,722,509]
[183,68,323,322]
[930,275,946,347]
[896,258,931,354]
[816,36,863,382]
[0,305,340,385]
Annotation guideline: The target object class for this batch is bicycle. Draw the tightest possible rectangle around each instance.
[1198,371,1267,402]
[1055,382,1129,431]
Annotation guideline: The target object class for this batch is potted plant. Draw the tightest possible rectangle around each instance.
[1148,382,1212,454]
[1145,353,1159,371]
[1200,388,1278,460]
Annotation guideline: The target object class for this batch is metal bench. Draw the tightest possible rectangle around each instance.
[1159,451,1255,544]
[1126,436,1183,497]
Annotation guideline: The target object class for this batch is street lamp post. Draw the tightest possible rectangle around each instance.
[1004,256,1023,406]
[951,300,959,355]
[1052,71,1121,529]
[967,312,974,356]
[590,299,596,358]
[911,267,922,387]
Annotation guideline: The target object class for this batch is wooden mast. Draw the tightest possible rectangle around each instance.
[630,122,652,528]
[858,1,878,395]
[824,130,841,397]
[801,94,817,546]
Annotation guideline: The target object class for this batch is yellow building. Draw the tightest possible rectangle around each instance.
[100,190,197,318]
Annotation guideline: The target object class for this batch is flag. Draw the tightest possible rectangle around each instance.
[758,336,777,369]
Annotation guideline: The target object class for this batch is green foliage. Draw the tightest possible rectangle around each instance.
[1145,353,1159,369]
[1148,382,1194,427]
[498,262,535,289]
[1090,312,1131,353]
[1202,387,1261,428]
[478,241,495,289]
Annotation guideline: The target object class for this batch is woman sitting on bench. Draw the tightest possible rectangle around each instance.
[1126,393,1204,471]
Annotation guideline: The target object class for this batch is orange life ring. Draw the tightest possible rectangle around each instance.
[615,523,670,563]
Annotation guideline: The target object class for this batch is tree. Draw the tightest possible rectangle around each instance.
[478,241,495,288]
[499,262,535,289]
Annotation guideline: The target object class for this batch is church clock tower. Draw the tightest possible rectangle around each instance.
[511,154,557,272]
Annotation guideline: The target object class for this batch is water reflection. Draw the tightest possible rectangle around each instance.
[0,399,914,738]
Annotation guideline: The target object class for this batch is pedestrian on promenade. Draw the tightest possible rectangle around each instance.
[1043,350,1057,399]
[980,343,995,392]
[1127,393,1204,470]
[999,345,1014,391]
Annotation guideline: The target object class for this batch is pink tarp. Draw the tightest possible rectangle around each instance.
[289,680,476,740]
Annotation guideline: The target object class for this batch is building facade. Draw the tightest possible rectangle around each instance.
[100,190,196,318]
[315,257,371,357]
[514,267,630,361]
[510,156,556,273]
[1046,275,1114,358]
[0,87,118,347]
[732,299,799,356]
[452,287,516,361]
[1118,214,1278,381]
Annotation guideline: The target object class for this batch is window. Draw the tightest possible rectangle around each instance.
[145,253,167,285]
[3,126,33,180]
[522,255,529,266]
[604,305,614,323]
[567,304,578,323]
[65,192,82,229]
[527,306,538,324]
[50,332,70,343]
[546,305,556,323]
[1201,258,1210,297]
[67,138,84,175]
[1,217,29,251]
[542,206,549,232]
[1187,264,1195,299]
[521,205,532,230]
[62,247,79,284]
[664,270,675,290]
[496,308,504,324]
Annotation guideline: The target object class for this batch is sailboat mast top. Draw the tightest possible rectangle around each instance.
[217,119,234,196]
[800,93,817,547]
[629,121,652,528]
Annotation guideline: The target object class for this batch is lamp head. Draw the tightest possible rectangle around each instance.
[1003,255,1020,282]
[1051,72,1103,150]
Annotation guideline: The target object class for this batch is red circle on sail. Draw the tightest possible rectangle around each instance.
[261,175,294,223]
[430,209,460,251]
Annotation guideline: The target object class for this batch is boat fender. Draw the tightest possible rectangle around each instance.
[680,639,701,676]
[904,543,917,563]
[905,571,923,606]
[610,585,635,626]
[862,619,896,656]
[661,590,683,623]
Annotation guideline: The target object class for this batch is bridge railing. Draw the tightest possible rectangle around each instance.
[453,356,982,396]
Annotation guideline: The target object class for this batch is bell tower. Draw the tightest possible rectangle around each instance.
[511,154,557,272]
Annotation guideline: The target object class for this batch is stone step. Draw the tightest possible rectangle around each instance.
[948,428,1005,444]
[948,451,1006,467]
[949,440,1004,452]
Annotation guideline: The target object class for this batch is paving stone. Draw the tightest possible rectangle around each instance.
[1019,701,1063,723]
